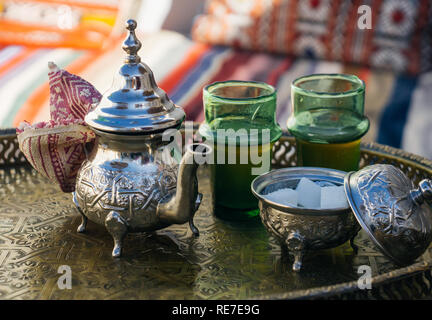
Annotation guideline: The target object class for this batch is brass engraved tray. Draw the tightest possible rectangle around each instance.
[1,127,432,300]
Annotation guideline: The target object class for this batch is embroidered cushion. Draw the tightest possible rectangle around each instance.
[192,0,432,74]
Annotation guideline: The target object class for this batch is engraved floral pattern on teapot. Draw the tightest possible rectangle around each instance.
[75,160,178,228]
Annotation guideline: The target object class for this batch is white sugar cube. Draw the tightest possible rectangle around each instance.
[264,188,298,207]
[296,177,321,209]
[320,186,349,209]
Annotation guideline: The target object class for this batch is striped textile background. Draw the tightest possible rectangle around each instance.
[0,30,431,160]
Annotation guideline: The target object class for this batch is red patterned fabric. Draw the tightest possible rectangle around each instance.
[48,62,101,123]
[192,0,432,74]
[16,62,101,192]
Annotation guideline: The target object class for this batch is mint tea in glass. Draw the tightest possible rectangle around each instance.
[199,81,282,221]
[287,74,369,172]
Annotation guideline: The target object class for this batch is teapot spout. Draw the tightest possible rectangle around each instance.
[157,143,212,233]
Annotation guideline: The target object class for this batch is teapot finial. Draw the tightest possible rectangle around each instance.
[122,19,141,64]
[84,18,185,134]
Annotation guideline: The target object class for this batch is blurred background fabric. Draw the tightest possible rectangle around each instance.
[192,0,432,74]
[0,0,431,160]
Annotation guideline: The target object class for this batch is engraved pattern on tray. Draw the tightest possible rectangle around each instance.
[1,129,432,299]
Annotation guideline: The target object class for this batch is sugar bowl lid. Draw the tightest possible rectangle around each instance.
[344,164,432,265]
[85,19,185,134]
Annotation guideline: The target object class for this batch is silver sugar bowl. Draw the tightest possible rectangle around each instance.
[252,167,361,272]
[73,19,211,257]
[252,164,432,271]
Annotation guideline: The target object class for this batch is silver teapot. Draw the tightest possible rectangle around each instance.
[72,20,211,257]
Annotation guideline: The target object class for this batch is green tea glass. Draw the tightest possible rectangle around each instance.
[199,81,282,221]
[287,74,369,172]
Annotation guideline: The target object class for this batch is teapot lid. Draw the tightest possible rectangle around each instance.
[344,164,432,266]
[85,19,185,134]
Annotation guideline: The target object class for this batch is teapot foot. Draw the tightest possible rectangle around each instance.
[77,217,87,234]
[188,192,202,237]
[189,218,199,237]
[105,211,128,258]
[73,192,87,233]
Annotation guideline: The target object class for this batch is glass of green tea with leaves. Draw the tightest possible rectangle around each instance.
[287,74,369,172]
[199,80,282,221]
